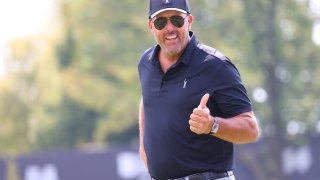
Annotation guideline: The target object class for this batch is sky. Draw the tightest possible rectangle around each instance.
[0,0,57,77]
[310,0,320,46]
[0,0,56,43]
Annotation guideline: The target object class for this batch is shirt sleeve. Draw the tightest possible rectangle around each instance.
[211,60,252,118]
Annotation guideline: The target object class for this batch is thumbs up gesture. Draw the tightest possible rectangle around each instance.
[189,93,214,135]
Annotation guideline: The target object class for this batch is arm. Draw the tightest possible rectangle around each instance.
[189,94,259,144]
[139,99,148,168]
[211,111,259,144]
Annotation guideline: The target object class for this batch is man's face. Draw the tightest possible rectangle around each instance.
[149,10,193,57]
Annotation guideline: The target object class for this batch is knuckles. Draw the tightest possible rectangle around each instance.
[193,108,210,116]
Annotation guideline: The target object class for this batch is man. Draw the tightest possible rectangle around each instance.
[138,0,259,179]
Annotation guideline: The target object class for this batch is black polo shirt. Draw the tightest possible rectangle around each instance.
[138,32,252,180]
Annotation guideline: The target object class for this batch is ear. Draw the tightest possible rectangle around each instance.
[187,14,193,29]
[148,20,153,30]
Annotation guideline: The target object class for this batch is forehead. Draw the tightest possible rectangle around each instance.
[155,10,185,18]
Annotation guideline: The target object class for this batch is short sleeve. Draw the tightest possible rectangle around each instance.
[210,60,252,118]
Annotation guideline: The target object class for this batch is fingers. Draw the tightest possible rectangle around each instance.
[190,113,206,123]
[189,114,211,134]
[192,108,209,116]
[189,118,202,134]
[189,119,210,135]
[189,118,201,129]
[198,93,210,109]
[190,126,201,135]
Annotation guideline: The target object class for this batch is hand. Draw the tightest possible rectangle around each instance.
[189,93,213,135]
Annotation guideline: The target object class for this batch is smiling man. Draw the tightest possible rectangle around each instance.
[138,0,259,180]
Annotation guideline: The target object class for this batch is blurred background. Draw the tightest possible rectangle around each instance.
[0,0,319,179]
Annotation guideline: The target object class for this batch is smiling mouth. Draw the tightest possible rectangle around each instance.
[165,34,178,41]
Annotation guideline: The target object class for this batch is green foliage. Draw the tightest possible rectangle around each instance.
[35,0,149,149]
[38,94,99,149]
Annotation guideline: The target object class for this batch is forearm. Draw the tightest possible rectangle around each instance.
[139,146,147,169]
[139,99,148,168]
[213,111,259,144]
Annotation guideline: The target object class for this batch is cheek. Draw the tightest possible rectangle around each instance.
[183,26,190,37]
[187,23,191,31]
[151,30,158,39]
[152,31,162,44]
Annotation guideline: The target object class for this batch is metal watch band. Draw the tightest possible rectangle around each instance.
[210,116,219,135]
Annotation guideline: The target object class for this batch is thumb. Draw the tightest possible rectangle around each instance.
[198,93,210,109]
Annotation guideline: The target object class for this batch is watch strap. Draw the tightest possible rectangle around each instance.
[210,116,219,135]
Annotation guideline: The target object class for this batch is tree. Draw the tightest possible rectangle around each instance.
[190,0,320,179]
[44,0,152,148]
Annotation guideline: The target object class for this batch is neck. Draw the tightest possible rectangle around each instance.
[158,50,180,73]
[158,35,191,73]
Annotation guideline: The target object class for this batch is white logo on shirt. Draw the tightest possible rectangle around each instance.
[183,78,187,88]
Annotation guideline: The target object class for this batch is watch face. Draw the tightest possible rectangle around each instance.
[211,117,219,134]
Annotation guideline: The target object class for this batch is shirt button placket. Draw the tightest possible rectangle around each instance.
[161,76,167,88]
[162,80,166,86]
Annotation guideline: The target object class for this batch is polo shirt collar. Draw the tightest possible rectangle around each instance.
[149,31,197,66]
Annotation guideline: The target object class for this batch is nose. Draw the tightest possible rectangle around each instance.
[164,18,176,30]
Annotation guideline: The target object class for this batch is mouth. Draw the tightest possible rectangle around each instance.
[165,34,178,41]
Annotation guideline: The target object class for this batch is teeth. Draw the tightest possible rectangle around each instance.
[166,35,177,40]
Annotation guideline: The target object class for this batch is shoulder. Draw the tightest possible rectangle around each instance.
[194,43,241,78]
[196,43,230,62]
[195,43,237,72]
[138,46,156,65]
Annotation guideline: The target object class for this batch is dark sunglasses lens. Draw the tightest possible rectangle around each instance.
[154,17,167,30]
[170,16,185,28]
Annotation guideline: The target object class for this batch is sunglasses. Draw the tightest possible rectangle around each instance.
[152,15,187,30]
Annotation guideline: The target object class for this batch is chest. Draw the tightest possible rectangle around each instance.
[140,62,213,110]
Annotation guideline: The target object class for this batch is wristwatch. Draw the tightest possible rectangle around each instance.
[210,116,219,135]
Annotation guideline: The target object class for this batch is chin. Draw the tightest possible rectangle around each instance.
[165,47,183,56]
